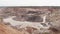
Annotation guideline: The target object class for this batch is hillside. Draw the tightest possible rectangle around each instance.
[0,7,60,34]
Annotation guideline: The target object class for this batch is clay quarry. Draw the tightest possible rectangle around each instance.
[0,7,60,34]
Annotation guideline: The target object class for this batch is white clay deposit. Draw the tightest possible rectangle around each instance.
[3,16,50,30]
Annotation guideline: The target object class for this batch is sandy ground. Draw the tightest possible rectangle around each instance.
[0,23,24,34]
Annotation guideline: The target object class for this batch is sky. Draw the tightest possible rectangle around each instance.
[0,0,60,6]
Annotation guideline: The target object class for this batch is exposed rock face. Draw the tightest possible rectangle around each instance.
[0,7,60,34]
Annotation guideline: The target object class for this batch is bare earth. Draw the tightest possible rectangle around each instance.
[0,7,60,34]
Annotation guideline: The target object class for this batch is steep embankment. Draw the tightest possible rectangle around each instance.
[0,23,23,34]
